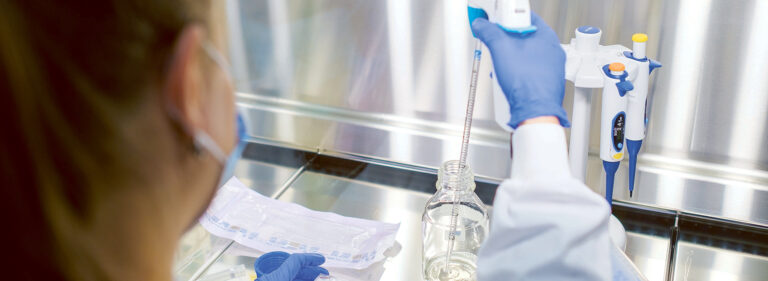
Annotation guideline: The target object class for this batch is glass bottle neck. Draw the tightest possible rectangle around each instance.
[436,160,475,192]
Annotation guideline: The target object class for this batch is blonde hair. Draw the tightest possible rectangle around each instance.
[0,0,213,279]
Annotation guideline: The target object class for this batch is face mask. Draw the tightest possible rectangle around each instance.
[220,115,246,187]
[199,113,246,188]
[185,41,247,188]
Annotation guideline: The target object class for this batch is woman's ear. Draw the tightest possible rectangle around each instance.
[163,24,205,135]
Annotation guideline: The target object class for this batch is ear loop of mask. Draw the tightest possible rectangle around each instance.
[192,130,227,163]
[166,40,237,165]
[201,41,249,187]
[200,41,234,85]
[195,41,238,165]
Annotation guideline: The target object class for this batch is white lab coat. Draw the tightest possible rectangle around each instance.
[477,123,613,281]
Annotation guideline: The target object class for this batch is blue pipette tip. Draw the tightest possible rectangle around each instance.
[603,161,620,206]
[627,139,643,198]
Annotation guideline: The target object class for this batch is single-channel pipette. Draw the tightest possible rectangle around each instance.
[600,62,633,205]
[625,33,662,198]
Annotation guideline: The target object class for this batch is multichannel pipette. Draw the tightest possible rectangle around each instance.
[624,33,662,197]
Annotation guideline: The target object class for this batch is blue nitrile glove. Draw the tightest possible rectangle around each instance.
[255,252,329,281]
[471,13,570,129]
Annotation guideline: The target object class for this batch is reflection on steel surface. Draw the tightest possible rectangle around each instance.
[626,233,669,281]
[674,242,768,281]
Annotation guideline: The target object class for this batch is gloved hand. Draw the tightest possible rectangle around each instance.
[255,252,329,281]
[471,13,570,129]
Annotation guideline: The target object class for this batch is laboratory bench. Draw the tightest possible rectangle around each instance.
[174,141,768,281]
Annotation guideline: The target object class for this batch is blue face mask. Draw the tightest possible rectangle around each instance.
[186,41,247,188]
[219,114,247,186]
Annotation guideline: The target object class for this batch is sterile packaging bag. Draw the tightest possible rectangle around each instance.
[200,177,400,270]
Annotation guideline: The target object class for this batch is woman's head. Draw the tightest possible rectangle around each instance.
[0,0,235,280]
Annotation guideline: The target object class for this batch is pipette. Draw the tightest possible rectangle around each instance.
[440,39,483,279]
[438,1,536,277]
[600,62,633,205]
[458,40,483,169]
[624,33,662,197]
[562,27,649,205]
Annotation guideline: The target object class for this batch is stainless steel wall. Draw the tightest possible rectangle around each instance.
[226,0,768,224]
[229,0,768,167]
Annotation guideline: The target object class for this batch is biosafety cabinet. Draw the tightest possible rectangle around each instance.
[174,1,768,280]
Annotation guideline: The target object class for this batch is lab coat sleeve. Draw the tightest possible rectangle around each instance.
[477,123,612,281]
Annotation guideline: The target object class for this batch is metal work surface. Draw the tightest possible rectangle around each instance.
[224,0,768,229]
[625,233,669,281]
[674,242,768,281]
[176,141,768,281]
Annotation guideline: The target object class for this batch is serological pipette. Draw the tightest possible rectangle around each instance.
[440,39,484,279]
[458,40,484,169]
[437,1,537,278]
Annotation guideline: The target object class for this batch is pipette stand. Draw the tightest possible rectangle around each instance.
[562,26,639,183]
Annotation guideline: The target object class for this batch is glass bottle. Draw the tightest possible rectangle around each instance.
[422,160,489,281]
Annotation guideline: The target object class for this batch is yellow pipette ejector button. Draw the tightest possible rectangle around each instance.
[632,33,648,43]
[609,62,625,72]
